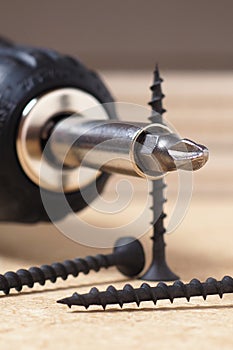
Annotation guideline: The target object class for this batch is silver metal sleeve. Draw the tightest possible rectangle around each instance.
[49,117,153,178]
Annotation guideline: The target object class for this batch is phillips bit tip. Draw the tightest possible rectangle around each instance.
[137,133,209,176]
[166,138,209,171]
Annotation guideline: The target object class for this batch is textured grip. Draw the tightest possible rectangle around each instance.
[0,38,115,223]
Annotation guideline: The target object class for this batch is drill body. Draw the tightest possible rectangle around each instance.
[0,38,114,223]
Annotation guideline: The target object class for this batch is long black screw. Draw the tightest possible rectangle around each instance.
[57,276,233,309]
[141,65,178,281]
[0,237,145,295]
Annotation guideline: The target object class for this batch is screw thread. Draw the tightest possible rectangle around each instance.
[57,276,233,309]
[0,254,112,295]
[149,65,167,240]
[148,64,166,122]
[141,65,179,281]
[148,64,166,241]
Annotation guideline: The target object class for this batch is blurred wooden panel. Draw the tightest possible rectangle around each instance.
[0,0,232,69]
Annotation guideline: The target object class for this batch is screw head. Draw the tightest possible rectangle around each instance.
[114,237,145,277]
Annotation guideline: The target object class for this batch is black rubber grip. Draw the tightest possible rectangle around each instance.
[0,38,115,223]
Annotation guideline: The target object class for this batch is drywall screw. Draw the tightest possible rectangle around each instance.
[141,65,178,281]
[0,236,145,295]
[57,276,233,309]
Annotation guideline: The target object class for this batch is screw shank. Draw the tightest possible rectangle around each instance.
[57,276,233,308]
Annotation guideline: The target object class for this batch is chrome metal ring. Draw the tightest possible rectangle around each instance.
[16,88,109,193]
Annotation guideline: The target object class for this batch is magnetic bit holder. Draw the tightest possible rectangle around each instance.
[48,118,208,181]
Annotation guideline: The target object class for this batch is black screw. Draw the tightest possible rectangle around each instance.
[141,65,179,281]
[0,237,145,295]
[57,276,233,309]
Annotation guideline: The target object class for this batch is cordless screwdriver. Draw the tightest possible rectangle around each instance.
[0,37,208,224]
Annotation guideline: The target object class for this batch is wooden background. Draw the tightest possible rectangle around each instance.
[0,0,232,70]
[0,71,232,350]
